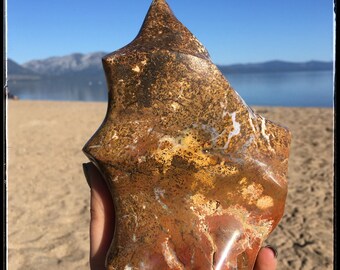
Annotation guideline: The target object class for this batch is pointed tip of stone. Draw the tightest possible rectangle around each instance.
[150,0,170,11]
[125,0,210,60]
[147,0,173,21]
[151,0,167,5]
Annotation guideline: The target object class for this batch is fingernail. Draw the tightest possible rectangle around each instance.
[82,163,92,188]
[265,245,278,258]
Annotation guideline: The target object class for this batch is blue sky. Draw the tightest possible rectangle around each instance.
[8,0,334,65]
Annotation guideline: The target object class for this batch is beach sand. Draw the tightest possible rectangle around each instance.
[7,100,334,269]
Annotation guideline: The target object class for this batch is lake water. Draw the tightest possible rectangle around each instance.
[8,70,333,107]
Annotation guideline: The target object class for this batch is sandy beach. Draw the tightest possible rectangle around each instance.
[7,100,334,269]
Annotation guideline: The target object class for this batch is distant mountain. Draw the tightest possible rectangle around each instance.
[8,52,333,81]
[22,52,107,78]
[218,60,333,73]
[8,59,41,80]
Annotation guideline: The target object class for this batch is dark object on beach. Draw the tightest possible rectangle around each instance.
[83,0,291,269]
[7,90,19,100]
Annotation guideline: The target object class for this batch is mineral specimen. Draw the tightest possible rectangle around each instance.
[83,0,291,269]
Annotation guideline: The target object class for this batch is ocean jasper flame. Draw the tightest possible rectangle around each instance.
[83,0,291,269]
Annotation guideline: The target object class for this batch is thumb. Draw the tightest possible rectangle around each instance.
[83,163,115,270]
[254,246,278,270]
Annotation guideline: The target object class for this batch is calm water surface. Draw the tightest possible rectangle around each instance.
[9,70,333,107]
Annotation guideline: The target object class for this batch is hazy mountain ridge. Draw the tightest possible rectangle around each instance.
[8,52,333,81]
[218,60,333,73]
[8,59,42,80]
[22,52,107,77]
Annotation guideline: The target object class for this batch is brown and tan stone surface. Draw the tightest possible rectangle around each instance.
[83,0,291,269]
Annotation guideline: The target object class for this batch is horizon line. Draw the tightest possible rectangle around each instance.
[8,53,334,67]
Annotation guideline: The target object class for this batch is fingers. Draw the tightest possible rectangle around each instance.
[83,163,115,270]
[254,246,278,270]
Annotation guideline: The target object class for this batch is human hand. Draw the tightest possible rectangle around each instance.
[83,162,278,270]
[83,162,115,270]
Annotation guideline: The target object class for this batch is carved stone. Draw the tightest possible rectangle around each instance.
[83,0,291,269]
